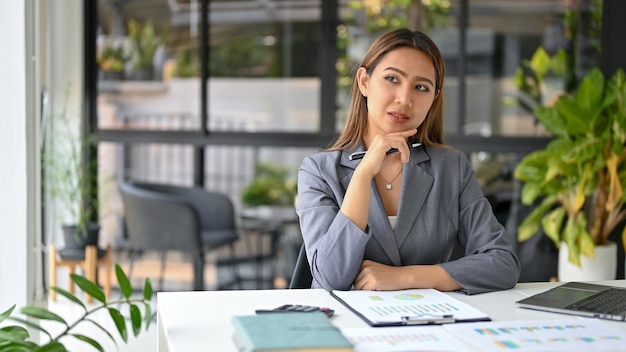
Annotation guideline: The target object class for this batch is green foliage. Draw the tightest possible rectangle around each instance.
[514,68,626,266]
[97,41,128,73]
[208,33,273,77]
[174,46,200,78]
[128,19,165,70]
[0,264,153,351]
[241,164,297,206]
[513,46,568,113]
[43,87,98,239]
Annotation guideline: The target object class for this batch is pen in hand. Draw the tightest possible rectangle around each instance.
[348,142,421,161]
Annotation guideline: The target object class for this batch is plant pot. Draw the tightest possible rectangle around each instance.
[62,223,100,249]
[558,241,617,281]
[128,67,154,81]
[99,69,124,81]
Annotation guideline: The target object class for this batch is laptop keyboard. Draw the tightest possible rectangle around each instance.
[565,288,626,315]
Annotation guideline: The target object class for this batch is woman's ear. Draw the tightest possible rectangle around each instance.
[356,67,369,97]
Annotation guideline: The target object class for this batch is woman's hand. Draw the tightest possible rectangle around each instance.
[353,260,410,291]
[358,129,417,178]
[353,260,463,292]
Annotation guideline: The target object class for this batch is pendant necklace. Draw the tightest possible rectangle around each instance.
[378,165,403,190]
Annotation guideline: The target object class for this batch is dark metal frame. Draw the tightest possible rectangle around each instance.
[84,0,623,193]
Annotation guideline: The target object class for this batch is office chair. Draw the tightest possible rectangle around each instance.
[288,243,312,289]
[119,181,243,291]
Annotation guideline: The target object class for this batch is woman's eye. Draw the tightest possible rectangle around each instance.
[384,76,398,83]
[415,84,430,92]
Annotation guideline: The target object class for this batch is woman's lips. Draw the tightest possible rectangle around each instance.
[388,111,409,120]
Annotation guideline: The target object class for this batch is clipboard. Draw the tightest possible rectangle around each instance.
[331,288,491,327]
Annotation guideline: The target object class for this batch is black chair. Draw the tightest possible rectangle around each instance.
[289,243,312,289]
[119,181,242,291]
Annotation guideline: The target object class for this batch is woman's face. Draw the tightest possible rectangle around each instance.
[357,47,437,144]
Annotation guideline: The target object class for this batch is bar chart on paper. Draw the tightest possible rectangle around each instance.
[332,289,490,325]
[444,319,626,351]
[341,326,471,352]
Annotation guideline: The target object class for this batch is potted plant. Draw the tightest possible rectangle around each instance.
[127,19,164,81]
[97,39,129,81]
[241,163,297,207]
[43,89,99,250]
[0,264,153,351]
[514,68,626,280]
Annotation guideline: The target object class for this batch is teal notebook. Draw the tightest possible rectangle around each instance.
[231,312,353,352]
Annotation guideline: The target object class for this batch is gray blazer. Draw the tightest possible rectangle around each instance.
[296,144,520,294]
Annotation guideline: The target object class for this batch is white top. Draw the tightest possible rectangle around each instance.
[388,215,397,229]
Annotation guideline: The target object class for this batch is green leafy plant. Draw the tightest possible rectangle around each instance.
[97,41,129,73]
[513,46,568,114]
[514,68,626,266]
[241,163,297,207]
[43,88,99,244]
[0,264,153,351]
[174,46,200,78]
[128,19,164,71]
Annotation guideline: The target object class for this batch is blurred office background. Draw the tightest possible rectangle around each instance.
[4,0,626,305]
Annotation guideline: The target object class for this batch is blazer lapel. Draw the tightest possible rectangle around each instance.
[339,147,402,265]
[395,148,433,249]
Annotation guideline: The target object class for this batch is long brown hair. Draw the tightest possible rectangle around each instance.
[328,28,446,151]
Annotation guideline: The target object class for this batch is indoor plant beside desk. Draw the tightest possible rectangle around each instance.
[43,88,100,251]
[0,265,153,351]
[514,68,626,281]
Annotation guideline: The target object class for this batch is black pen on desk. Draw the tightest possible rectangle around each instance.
[348,142,421,161]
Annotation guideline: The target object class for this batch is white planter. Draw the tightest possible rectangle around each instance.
[558,241,617,281]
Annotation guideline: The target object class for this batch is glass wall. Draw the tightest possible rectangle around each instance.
[91,0,611,282]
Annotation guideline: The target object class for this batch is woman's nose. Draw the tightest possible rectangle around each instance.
[395,87,412,107]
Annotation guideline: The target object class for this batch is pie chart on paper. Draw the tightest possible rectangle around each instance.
[393,293,424,300]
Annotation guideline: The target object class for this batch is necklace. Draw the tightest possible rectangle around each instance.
[378,165,403,190]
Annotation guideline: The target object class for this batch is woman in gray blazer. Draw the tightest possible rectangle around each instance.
[296,29,520,295]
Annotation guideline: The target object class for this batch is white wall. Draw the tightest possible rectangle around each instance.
[0,0,34,310]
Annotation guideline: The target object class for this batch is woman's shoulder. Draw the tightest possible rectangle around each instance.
[423,144,465,159]
[301,149,344,169]
[304,150,343,163]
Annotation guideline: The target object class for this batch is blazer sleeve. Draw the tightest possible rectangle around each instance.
[296,154,370,291]
[437,152,521,294]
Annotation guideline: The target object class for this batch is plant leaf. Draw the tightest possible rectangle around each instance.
[108,308,128,343]
[0,327,30,344]
[49,287,86,311]
[85,319,118,349]
[0,342,38,352]
[578,230,595,258]
[7,316,52,340]
[0,326,29,342]
[0,305,15,323]
[70,274,106,303]
[71,334,104,352]
[144,303,152,330]
[563,217,581,267]
[541,207,565,244]
[143,278,153,301]
[115,264,133,299]
[20,307,67,326]
[130,304,142,337]
[554,97,589,135]
[33,341,67,352]
[575,68,604,113]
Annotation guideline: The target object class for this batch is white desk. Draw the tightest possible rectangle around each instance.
[157,280,626,352]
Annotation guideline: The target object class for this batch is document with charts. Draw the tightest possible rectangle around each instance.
[341,325,472,352]
[331,289,490,326]
[443,318,626,352]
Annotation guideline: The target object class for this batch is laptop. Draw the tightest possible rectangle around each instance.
[516,282,626,321]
